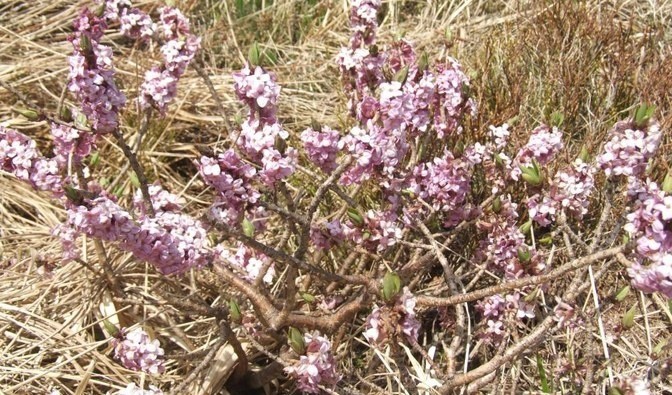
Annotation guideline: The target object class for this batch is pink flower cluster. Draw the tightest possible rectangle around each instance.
[624,180,672,297]
[101,0,155,41]
[407,150,473,226]
[476,293,535,344]
[139,7,200,114]
[310,220,345,251]
[344,209,403,252]
[433,59,478,138]
[597,119,661,180]
[233,65,281,125]
[198,149,260,227]
[300,126,341,173]
[0,127,62,194]
[348,0,381,48]
[528,159,596,226]
[216,243,275,284]
[230,64,297,186]
[68,8,126,133]
[510,125,564,180]
[117,383,164,395]
[50,123,96,167]
[112,327,165,374]
[284,332,340,394]
[338,122,408,185]
[364,287,420,344]
[61,187,211,275]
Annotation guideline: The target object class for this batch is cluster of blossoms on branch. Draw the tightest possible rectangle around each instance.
[283,332,340,394]
[112,327,165,375]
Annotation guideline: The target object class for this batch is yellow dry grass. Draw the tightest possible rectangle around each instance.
[1,0,672,394]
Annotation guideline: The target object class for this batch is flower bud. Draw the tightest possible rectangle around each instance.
[538,235,553,246]
[229,299,242,323]
[381,271,401,302]
[288,327,305,355]
[75,112,88,130]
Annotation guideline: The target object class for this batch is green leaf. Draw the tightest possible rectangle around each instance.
[536,354,552,393]
[89,151,100,167]
[418,52,429,74]
[517,247,531,263]
[539,235,553,246]
[393,65,409,85]
[288,327,305,355]
[608,387,624,395]
[520,164,541,186]
[579,145,590,163]
[300,292,316,303]
[662,170,672,194]
[242,218,255,238]
[14,107,39,121]
[347,208,364,227]
[519,219,533,235]
[622,304,637,329]
[103,319,119,336]
[633,103,655,128]
[382,272,401,301]
[549,111,564,128]
[229,299,242,323]
[653,338,668,355]
[248,42,261,66]
[492,196,501,214]
[129,171,140,188]
[614,285,630,302]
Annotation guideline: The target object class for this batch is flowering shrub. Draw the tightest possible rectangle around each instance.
[1,0,670,393]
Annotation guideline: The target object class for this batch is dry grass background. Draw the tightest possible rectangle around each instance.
[1,0,672,394]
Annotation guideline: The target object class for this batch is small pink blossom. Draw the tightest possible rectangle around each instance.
[112,327,165,374]
[284,332,340,394]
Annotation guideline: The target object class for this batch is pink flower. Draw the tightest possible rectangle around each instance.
[216,244,275,284]
[301,127,341,173]
[598,119,661,180]
[112,327,165,374]
[67,8,126,133]
[364,287,420,344]
[284,332,340,394]
[510,125,563,180]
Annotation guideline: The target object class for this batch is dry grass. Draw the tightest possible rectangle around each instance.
[2,0,672,394]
